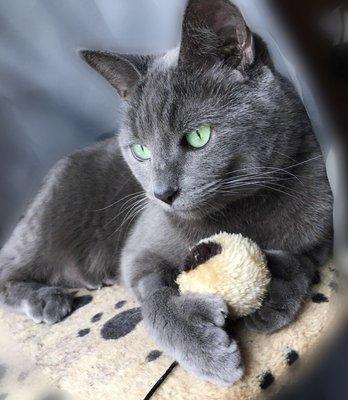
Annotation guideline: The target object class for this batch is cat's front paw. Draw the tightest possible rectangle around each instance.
[244,251,312,333]
[172,294,244,386]
[23,287,73,324]
[244,277,303,332]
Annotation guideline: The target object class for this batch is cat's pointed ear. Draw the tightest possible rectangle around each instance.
[80,50,150,100]
[179,0,254,70]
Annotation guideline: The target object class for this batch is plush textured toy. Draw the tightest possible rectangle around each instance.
[176,232,271,318]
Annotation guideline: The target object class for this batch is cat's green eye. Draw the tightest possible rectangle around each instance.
[185,125,211,149]
[131,144,151,161]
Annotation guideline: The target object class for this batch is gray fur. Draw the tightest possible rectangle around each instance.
[0,0,332,385]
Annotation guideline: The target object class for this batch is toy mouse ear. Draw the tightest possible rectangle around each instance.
[80,50,150,100]
[179,0,254,70]
[182,241,222,272]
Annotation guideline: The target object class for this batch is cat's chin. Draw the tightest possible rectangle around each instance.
[157,204,204,220]
[171,209,200,220]
[155,199,228,221]
[168,205,219,221]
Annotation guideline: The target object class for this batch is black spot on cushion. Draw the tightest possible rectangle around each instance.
[101,307,142,340]
[286,349,299,366]
[312,293,329,303]
[259,371,274,390]
[115,300,127,309]
[311,270,321,285]
[72,295,93,311]
[146,350,163,362]
[0,394,8,400]
[17,371,29,382]
[91,312,103,323]
[0,364,7,382]
[78,328,91,337]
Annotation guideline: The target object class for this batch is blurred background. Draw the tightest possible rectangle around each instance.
[0,0,186,243]
[0,0,347,398]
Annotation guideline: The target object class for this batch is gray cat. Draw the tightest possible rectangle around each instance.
[0,0,332,385]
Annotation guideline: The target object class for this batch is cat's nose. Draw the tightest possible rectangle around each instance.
[154,187,179,205]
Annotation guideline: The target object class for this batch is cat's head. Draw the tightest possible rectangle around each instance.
[81,0,305,219]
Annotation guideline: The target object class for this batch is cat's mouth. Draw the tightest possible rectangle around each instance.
[150,194,198,215]
[149,191,225,219]
[156,199,217,220]
[173,206,220,221]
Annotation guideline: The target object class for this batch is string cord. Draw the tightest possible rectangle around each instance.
[143,361,178,400]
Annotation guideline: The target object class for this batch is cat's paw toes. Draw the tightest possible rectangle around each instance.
[246,249,312,333]
[244,278,302,333]
[244,304,291,333]
[183,325,244,386]
[102,276,118,287]
[24,287,73,324]
[175,293,228,327]
[202,329,244,385]
[173,294,243,385]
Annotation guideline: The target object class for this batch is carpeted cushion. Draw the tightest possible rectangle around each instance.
[0,262,344,400]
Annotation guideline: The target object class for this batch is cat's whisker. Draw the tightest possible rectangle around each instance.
[215,154,322,186]
[218,162,319,193]
[192,179,222,197]
[217,180,299,200]
[117,202,149,243]
[219,175,287,191]
[93,190,145,212]
[106,205,143,241]
[117,197,147,226]
[116,193,147,215]
[221,167,304,186]
[252,183,299,199]
[104,195,147,229]
[219,171,311,199]
[111,199,148,240]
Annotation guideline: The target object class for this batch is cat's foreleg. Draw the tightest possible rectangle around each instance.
[0,148,123,324]
[121,242,244,386]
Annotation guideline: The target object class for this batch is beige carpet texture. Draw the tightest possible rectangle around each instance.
[0,262,345,400]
